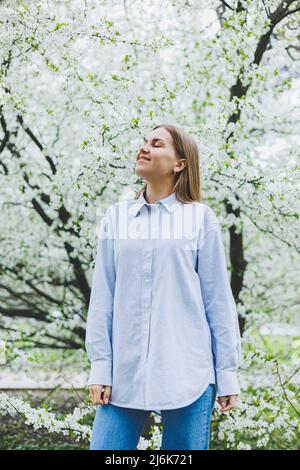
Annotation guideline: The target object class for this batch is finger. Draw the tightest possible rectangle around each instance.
[220,404,233,412]
[220,396,236,412]
[96,386,104,405]
[219,397,228,409]
[229,395,237,405]
[103,387,111,405]
[217,397,226,405]
[91,385,104,405]
[89,385,98,403]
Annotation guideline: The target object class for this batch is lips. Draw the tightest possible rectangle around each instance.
[137,156,151,162]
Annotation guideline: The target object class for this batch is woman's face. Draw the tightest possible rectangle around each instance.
[135,127,184,181]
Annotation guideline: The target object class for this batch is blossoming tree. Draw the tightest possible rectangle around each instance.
[0,0,299,449]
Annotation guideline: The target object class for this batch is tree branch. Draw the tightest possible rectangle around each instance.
[219,0,233,11]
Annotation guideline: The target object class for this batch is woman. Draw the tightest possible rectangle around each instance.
[85,123,242,450]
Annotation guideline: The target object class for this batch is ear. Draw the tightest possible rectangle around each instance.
[174,158,187,173]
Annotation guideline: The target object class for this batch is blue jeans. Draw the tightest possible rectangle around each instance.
[90,383,216,450]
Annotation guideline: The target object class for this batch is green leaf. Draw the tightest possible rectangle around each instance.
[54,22,69,30]
[130,117,140,129]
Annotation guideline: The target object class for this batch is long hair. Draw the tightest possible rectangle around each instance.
[134,123,201,203]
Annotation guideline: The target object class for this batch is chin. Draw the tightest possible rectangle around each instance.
[135,168,148,177]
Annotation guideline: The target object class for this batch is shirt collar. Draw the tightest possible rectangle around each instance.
[129,190,181,217]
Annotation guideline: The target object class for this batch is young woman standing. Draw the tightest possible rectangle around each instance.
[85,123,242,450]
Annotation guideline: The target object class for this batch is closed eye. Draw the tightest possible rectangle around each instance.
[143,138,164,147]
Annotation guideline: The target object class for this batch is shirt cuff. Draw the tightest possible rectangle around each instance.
[87,359,112,386]
[215,370,241,397]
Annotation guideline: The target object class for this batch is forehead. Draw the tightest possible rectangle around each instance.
[147,127,172,144]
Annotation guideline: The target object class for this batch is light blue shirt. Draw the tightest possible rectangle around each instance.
[85,190,242,416]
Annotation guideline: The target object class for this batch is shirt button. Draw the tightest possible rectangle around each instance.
[145,278,150,282]
[146,253,151,258]
[144,303,149,307]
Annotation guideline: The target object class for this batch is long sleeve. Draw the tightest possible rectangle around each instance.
[197,208,242,397]
[85,205,116,387]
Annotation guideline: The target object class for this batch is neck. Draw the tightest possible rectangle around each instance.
[144,180,175,204]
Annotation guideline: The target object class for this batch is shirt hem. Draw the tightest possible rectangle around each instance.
[108,378,216,412]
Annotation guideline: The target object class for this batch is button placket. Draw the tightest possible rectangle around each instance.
[143,259,152,366]
[141,209,155,370]
[150,204,160,239]
[142,250,152,310]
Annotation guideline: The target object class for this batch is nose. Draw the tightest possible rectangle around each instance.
[140,143,150,153]
[137,144,150,158]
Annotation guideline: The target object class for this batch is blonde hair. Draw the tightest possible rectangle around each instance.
[134,123,201,203]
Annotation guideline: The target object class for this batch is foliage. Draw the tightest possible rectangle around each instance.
[0,0,299,450]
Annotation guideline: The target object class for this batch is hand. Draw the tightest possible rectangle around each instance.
[217,394,238,413]
[88,384,112,405]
